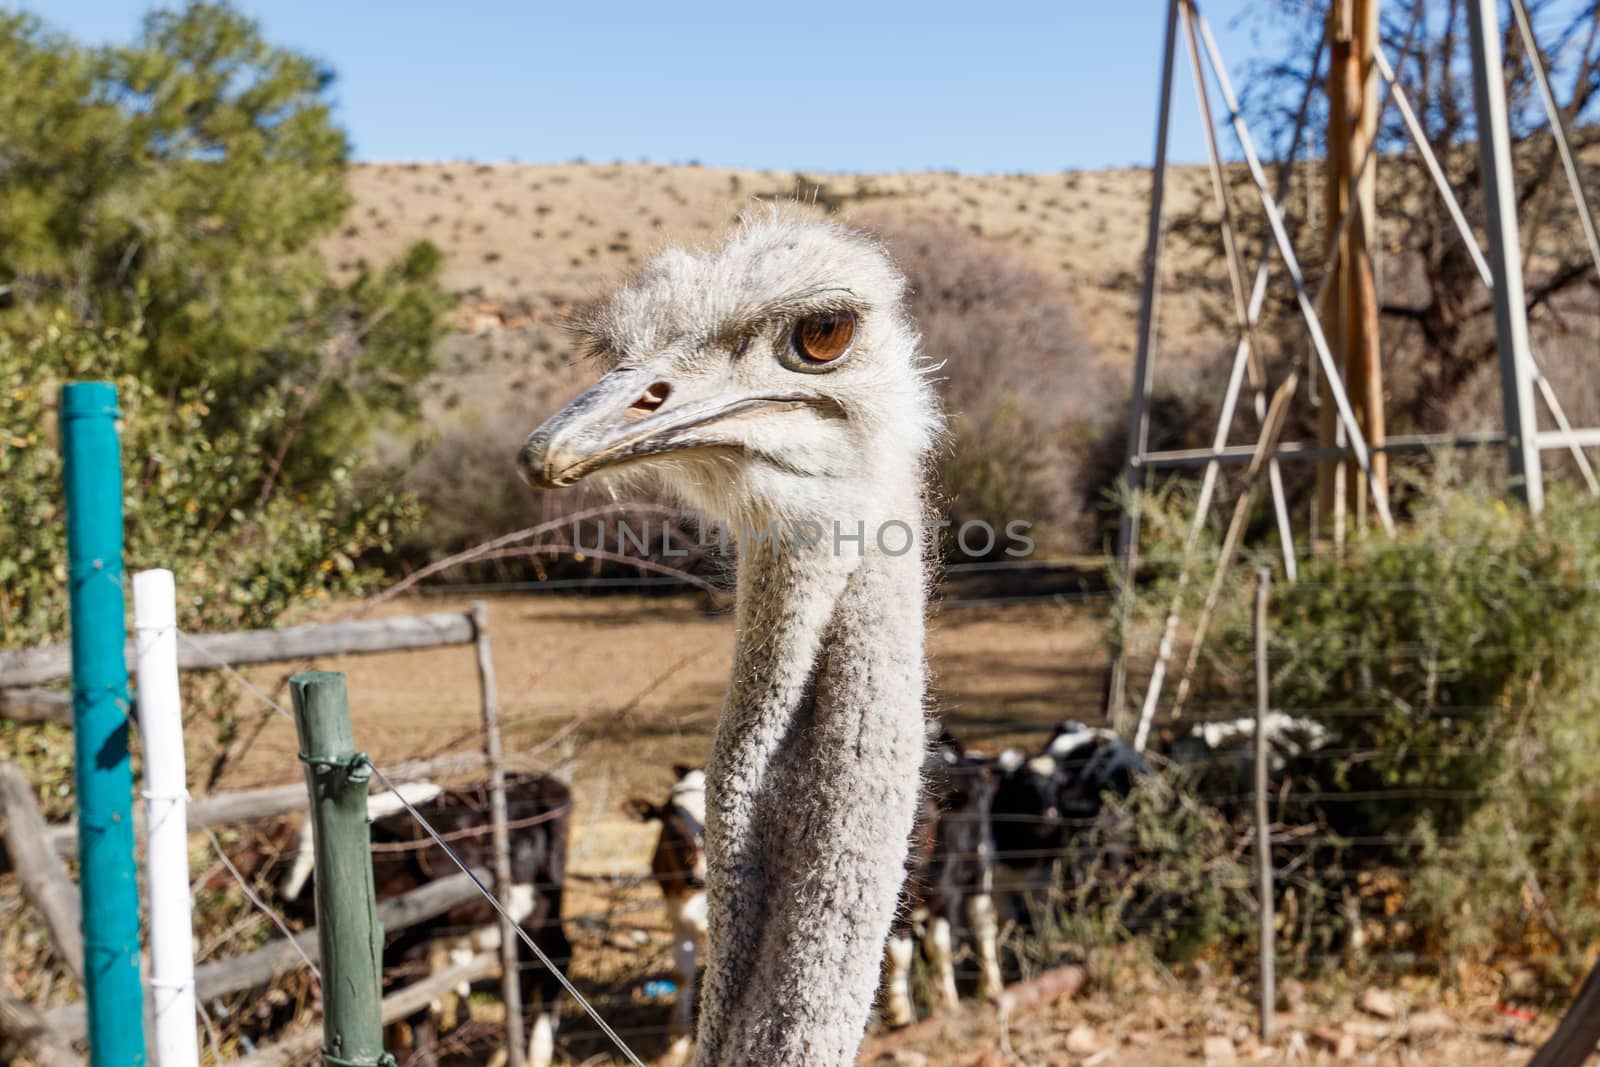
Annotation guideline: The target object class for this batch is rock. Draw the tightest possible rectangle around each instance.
[1506,966,1540,997]
[891,1053,928,1067]
[1202,1035,1238,1065]
[1358,987,1399,1019]
[1343,1018,1392,1044]
[1309,1027,1356,1059]
[972,1052,1006,1067]
[1405,1009,1456,1044]
[1124,1030,1157,1047]
[1065,1023,1103,1055]
[1276,978,1308,1013]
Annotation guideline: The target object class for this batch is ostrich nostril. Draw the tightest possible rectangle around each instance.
[630,381,670,414]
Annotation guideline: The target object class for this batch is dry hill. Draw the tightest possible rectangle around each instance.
[328,162,1228,433]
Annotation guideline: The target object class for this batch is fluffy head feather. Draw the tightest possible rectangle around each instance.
[523,210,942,537]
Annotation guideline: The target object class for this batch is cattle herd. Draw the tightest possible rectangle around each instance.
[255,712,1327,1065]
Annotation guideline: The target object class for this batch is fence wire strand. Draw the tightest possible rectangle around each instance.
[191,630,647,1067]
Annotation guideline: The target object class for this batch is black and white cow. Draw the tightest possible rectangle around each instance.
[990,721,1147,922]
[1170,711,1332,799]
[882,728,1003,1027]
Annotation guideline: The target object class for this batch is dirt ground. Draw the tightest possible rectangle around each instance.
[208,592,1114,1062]
[854,970,1568,1067]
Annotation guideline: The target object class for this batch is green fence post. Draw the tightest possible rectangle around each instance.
[61,381,146,1067]
[290,671,391,1067]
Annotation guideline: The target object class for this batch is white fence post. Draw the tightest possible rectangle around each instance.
[134,568,200,1067]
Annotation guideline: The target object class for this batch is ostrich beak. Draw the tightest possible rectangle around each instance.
[517,367,816,489]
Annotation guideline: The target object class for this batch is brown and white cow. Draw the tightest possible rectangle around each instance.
[625,765,707,1063]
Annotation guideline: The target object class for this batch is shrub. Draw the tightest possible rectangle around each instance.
[1118,480,1600,982]
[0,319,414,794]
[861,215,1115,558]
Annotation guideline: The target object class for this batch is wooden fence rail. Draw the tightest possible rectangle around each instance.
[43,868,488,1042]
[40,750,499,861]
[0,612,476,690]
[231,953,498,1067]
[0,688,72,726]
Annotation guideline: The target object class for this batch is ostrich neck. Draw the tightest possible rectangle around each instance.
[692,510,928,1067]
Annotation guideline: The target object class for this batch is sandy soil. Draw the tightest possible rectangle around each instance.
[206,592,1115,1063]
[327,160,1224,366]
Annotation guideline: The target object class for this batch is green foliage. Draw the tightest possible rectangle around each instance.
[1223,488,1600,842]
[1117,482,1600,982]
[1063,773,1255,962]
[1,319,415,801]
[0,3,448,484]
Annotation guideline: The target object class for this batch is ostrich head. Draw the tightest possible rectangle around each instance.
[517,212,939,534]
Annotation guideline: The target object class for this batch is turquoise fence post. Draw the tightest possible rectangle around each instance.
[62,381,147,1067]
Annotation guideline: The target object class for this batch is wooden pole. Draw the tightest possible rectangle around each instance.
[1109,0,1182,732]
[61,381,146,1067]
[1348,0,1387,528]
[1466,0,1545,514]
[1320,0,1387,537]
[1169,375,1298,724]
[472,601,525,1066]
[1317,0,1353,543]
[132,569,200,1067]
[1254,566,1276,1041]
[290,671,388,1067]
[0,760,84,981]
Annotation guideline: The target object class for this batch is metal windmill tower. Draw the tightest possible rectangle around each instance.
[1106,0,1600,743]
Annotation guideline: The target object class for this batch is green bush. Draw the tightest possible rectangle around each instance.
[1063,771,1255,963]
[1116,481,1600,983]
[0,319,414,797]
[1211,487,1600,842]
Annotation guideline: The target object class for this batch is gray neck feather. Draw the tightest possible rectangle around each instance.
[691,527,927,1067]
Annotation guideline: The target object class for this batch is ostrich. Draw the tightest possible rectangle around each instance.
[518,212,940,1066]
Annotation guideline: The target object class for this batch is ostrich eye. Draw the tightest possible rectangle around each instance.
[792,312,856,365]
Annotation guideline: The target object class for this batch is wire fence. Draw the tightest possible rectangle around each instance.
[5,522,1598,1064]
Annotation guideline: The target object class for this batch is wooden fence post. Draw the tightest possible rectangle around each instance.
[291,671,389,1067]
[1254,566,1276,1040]
[472,601,525,1066]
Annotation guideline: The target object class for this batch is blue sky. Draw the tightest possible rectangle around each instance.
[4,2,1403,172]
